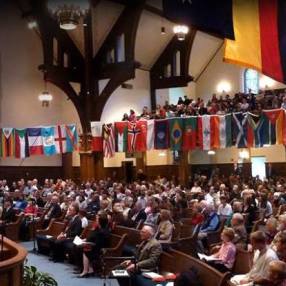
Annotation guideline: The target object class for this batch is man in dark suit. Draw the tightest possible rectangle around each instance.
[50,203,82,262]
[0,199,16,237]
[0,199,16,224]
[42,195,62,228]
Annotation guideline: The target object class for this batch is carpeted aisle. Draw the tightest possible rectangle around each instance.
[21,242,119,286]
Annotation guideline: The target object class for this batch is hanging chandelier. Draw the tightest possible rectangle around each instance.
[38,80,53,107]
[48,0,89,30]
[173,25,189,41]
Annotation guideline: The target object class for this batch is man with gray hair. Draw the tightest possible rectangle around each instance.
[118,225,162,286]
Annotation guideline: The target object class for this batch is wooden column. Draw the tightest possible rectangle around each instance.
[80,152,95,181]
[62,152,73,179]
[94,152,105,180]
[178,151,190,186]
[136,152,147,173]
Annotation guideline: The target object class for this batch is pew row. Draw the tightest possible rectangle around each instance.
[160,249,231,286]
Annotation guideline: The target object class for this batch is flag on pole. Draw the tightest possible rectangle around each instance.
[0,128,15,157]
[115,122,128,152]
[27,128,44,155]
[42,126,56,156]
[103,123,115,158]
[15,129,29,158]
[90,121,103,152]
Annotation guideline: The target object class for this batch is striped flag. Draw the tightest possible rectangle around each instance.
[115,122,128,152]
[198,115,211,150]
[66,124,78,152]
[224,0,286,83]
[15,129,29,158]
[246,113,265,148]
[0,128,15,157]
[42,126,56,156]
[54,125,67,154]
[103,123,115,158]
[91,121,103,152]
[27,128,43,155]
[263,109,285,145]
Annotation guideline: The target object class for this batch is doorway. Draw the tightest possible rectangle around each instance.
[251,156,266,179]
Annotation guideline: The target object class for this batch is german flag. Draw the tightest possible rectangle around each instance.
[224,0,286,83]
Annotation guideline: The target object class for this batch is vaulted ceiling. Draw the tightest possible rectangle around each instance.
[63,0,223,78]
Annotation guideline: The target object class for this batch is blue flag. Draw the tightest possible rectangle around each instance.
[232,113,248,148]
[155,119,169,149]
[41,126,56,156]
[162,0,234,40]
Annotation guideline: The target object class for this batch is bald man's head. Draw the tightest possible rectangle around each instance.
[140,225,154,241]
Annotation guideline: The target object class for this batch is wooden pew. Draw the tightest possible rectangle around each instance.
[113,225,141,247]
[0,237,27,286]
[5,214,24,241]
[36,219,65,237]
[232,248,253,274]
[160,249,230,286]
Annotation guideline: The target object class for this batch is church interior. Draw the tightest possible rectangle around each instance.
[1,1,286,286]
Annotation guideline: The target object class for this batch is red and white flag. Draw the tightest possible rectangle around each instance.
[103,123,115,158]
[27,128,43,155]
[91,121,103,151]
[54,125,67,154]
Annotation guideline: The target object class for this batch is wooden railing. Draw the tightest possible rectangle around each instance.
[0,237,27,286]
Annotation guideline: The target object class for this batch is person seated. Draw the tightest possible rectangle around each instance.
[155,209,173,245]
[129,202,147,227]
[253,260,286,286]
[77,211,111,278]
[217,195,233,220]
[230,231,278,285]
[118,225,162,286]
[13,193,27,212]
[0,198,16,224]
[231,213,247,250]
[273,232,286,263]
[203,228,236,273]
[265,217,278,244]
[36,203,82,261]
[144,200,160,228]
[197,202,220,252]
[19,198,38,241]
[42,195,62,228]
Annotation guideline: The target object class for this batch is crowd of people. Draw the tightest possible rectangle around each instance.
[1,171,286,285]
[121,89,286,122]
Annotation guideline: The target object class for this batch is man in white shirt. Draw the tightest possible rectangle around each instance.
[217,195,233,217]
[231,231,278,286]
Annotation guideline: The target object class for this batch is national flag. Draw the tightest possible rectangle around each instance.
[154,119,169,150]
[197,116,212,150]
[216,114,232,149]
[232,112,248,148]
[90,121,103,152]
[127,121,147,152]
[0,128,15,157]
[246,113,265,148]
[146,120,155,150]
[263,109,284,145]
[65,124,78,152]
[182,117,197,151]
[114,122,128,152]
[42,126,56,156]
[224,0,286,84]
[163,0,234,39]
[15,129,29,158]
[54,125,67,154]
[169,118,183,151]
[27,128,43,155]
[103,123,115,158]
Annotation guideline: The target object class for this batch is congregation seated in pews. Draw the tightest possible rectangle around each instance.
[1,174,286,285]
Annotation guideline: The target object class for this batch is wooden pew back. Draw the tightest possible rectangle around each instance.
[113,225,141,247]
[160,250,230,286]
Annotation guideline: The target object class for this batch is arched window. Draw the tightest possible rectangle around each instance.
[244,68,259,94]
